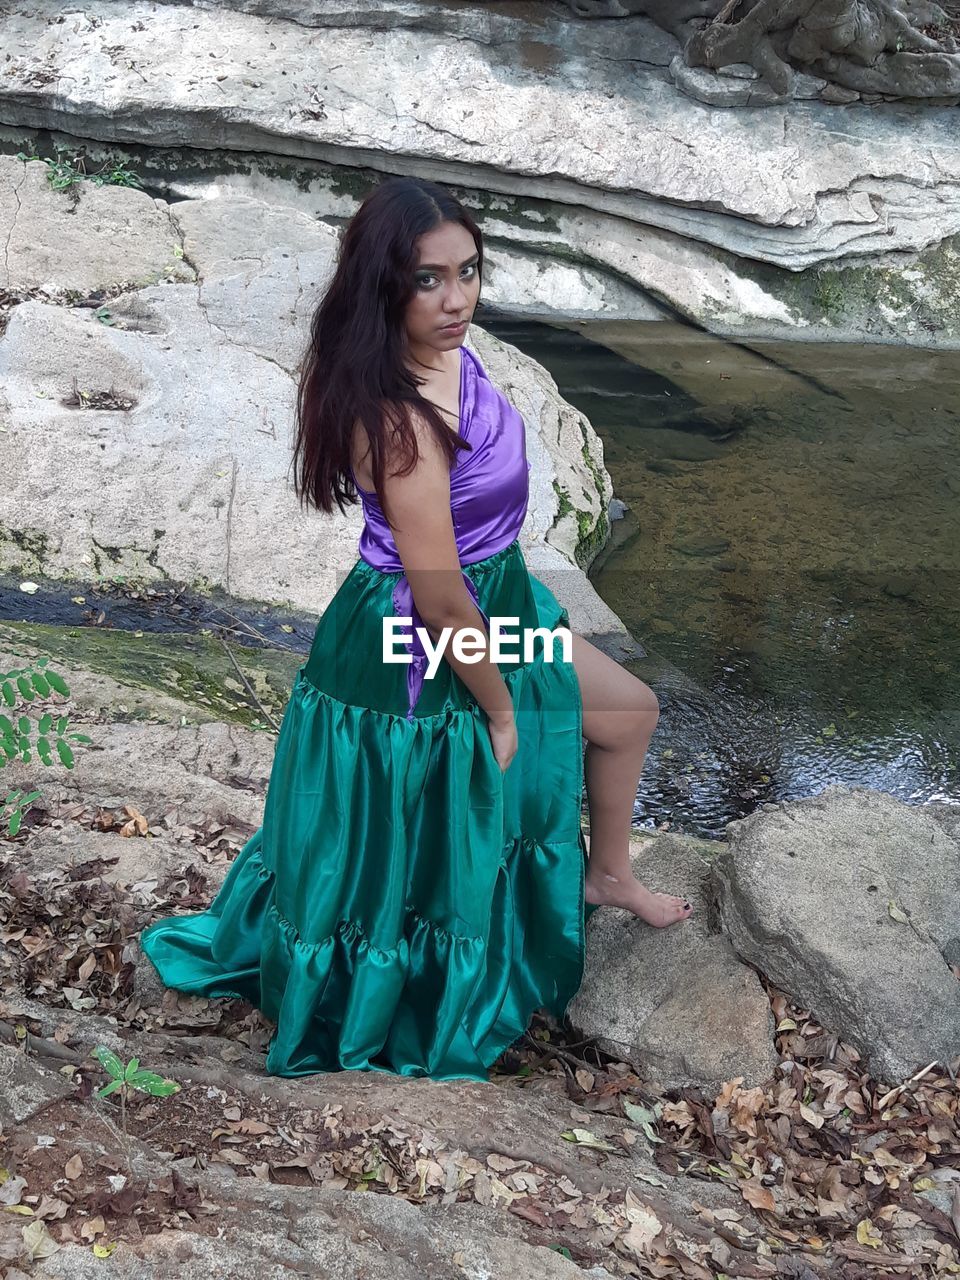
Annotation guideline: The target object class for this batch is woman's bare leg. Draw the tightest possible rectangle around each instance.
[569,632,692,927]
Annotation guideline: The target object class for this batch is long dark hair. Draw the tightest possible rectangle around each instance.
[291,175,484,526]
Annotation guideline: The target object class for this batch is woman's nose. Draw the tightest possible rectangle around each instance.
[444,280,468,311]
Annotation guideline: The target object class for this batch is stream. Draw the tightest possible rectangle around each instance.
[3,128,957,838]
[484,313,960,838]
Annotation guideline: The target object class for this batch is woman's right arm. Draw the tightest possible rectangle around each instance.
[376,410,516,747]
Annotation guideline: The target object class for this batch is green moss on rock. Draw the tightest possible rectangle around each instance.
[552,480,575,519]
[575,509,609,570]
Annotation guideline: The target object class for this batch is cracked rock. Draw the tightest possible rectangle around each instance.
[713,785,960,1085]
[567,836,780,1092]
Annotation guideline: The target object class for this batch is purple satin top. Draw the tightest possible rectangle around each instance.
[350,343,532,720]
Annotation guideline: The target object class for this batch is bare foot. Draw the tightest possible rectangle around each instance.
[584,870,693,928]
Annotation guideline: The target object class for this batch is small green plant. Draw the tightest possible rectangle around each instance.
[88,159,143,189]
[14,144,143,192]
[0,656,93,836]
[93,1046,180,1146]
[2,788,42,838]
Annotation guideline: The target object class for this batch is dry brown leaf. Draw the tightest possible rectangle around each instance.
[485,1154,524,1173]
[856,1217,883,1247]
[472,1169,493,1207]
[664,1251,714,1280]
[507,1171,540,1194]
[815,1164,850,1208]
[710,1209,745,1224]
[452,1153,484,1178]
[79,1215,106,1240]
[799,1103,824,1129]
[271,1154,317,1171]
[715,1077,746,1109]
[35,1196,68,1221]
[509,1199,550,1228]
[708,1236,732,1268]
[620,1187,664,1259]
[0,1175,27,1207]
[124,805,149,836]
[22,1218,60,1260]
[234,1118,271,1135]
[740,1178,776,1213]
[212,1150,250,1166]
[661,1100,694,1128]
[730,1086,765,1137]
[561,1128,617,1152]
[64,1154,83,1180]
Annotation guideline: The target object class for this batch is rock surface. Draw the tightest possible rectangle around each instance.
[1,646,958,1274]
[568,836,781,1092]
[569,789,960,1091]
[713,785,960,1085]
[0,157,622,640]
[1,1,959,343]
[669,56,829,108]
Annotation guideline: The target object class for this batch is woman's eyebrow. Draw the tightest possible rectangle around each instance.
[416,254,479,271]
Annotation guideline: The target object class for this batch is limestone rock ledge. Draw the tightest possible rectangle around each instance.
[0,155,621,642]
[1,0,959,344]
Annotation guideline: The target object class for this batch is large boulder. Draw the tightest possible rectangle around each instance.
[713,785,960,1086]
[0,155,194,293]
[0,158,618,640]
[567,835,780,1092]
[568,787,960,1091]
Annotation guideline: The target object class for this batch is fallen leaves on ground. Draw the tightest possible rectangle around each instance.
[0,798,958,1277]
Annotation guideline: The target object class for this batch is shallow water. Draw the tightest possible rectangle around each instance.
[483,314,960,839]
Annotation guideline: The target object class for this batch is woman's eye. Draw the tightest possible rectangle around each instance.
[416,265,477,290]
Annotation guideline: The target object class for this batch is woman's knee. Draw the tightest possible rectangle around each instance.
[626,681,660,738]
[572,633,659,747]
[587,679,659,748]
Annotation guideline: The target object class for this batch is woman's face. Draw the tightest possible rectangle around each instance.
[404,221,481,354]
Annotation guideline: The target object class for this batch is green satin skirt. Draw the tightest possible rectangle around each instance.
[139,539,588,1081]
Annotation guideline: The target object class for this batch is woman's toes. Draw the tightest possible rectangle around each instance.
[656,892,693,925]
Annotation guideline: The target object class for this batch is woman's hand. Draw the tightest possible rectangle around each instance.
[487,713,518,774]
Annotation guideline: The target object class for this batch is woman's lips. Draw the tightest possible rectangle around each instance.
[439,321,467,333]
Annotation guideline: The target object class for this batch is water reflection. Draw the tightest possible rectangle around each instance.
[482,314,960,838]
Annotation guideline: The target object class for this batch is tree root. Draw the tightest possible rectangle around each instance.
[0,1016,85,1064]
[558,0,960,100]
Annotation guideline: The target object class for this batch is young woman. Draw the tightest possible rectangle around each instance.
[139,176,692,1081]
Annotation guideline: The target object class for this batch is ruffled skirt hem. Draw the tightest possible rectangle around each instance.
[140,542,587,1081]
